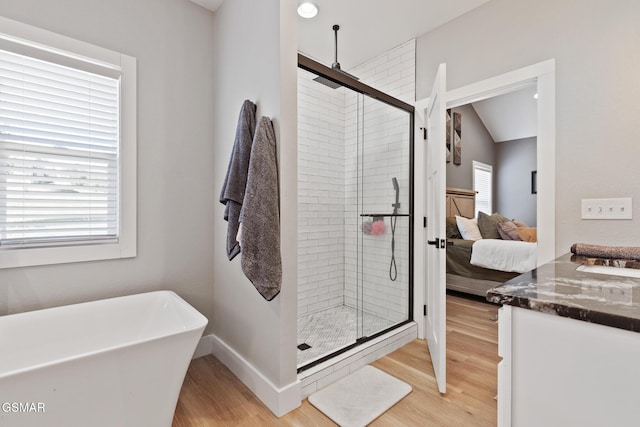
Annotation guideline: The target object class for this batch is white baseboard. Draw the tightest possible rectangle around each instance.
[194,333,301,417]
[193,324,416,416]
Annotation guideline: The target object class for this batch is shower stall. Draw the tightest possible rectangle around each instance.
[297,54,414,371]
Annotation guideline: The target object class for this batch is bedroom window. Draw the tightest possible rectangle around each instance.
[0,17,136,268]
[473,161,493,215]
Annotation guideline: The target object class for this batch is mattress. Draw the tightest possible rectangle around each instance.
[446,238,520,283]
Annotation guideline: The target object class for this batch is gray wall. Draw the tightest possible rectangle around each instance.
[0,0,299,408]
[212,0,298,392]
[0,0,217,324]
[446,105,537,224]
[446,104,495,192]
[417,0,640,252]
[496,137,537,226]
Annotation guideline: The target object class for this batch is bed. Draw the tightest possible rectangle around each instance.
[445,188,537,297]
[446,238,522,296]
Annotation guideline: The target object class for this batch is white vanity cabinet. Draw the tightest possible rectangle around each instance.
[489,254,640,427]
[497,304,640,427]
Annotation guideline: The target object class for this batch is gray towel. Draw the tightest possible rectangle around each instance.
[219,100,256,260]
[571,243,640,261]
[239,116,281,301]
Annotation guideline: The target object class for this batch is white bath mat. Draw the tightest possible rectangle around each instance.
[308,365,412,426]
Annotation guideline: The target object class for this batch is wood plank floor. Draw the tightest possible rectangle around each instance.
[172,294,499,426]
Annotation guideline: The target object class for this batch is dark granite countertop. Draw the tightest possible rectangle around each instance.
[487,253,640,332]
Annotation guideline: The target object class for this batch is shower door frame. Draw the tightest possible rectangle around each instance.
[297,54,415,373]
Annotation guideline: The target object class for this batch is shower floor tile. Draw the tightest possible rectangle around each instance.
[297,305,392,367]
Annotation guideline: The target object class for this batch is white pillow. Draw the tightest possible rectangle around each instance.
[455,215,483,241]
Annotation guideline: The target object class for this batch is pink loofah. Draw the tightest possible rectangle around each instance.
[371,220,386,236]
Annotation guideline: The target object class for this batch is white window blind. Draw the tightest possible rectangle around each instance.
[0,48,120,247]
[473,161,493,216]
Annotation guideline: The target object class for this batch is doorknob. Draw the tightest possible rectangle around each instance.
[427,238,446,249]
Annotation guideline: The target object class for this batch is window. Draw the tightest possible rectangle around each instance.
[473,161,493,215]
[0,17,136,268]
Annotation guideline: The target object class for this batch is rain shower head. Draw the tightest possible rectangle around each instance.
[312,68,359,89]
[312,75,342,89]
[312,24,359,89]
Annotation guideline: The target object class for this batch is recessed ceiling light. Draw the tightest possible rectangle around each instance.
[297,2,318,19]
[533,93,539,99]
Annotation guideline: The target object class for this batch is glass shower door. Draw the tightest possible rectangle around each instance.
[356,95,412,340]
[296,59,413,370]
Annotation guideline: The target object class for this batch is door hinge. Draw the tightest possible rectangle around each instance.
[423,304,427,316]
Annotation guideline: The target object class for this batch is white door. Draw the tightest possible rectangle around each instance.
[425,63,447,394]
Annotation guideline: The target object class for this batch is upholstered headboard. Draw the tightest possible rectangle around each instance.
[446,187,476,218]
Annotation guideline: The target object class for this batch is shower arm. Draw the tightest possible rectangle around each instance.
[332,25,340,70]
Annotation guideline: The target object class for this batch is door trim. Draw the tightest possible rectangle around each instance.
[445,58,555,266]
[414,58,556,340]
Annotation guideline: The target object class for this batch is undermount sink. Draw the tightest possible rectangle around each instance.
[576,264,640,279]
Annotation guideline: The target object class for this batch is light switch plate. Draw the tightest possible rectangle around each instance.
[581,198,632,220]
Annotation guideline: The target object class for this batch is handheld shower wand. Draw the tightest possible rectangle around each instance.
[392,177,400,214]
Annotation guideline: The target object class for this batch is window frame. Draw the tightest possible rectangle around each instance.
[472,160,493,216]
[0,16,136,269]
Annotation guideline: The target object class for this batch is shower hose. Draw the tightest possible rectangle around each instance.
[389,215,397,281]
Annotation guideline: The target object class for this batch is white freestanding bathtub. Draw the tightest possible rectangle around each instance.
[0,290,207,427]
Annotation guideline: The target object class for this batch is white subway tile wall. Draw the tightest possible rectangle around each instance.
[298,68,347,316]
[297,40,415,340]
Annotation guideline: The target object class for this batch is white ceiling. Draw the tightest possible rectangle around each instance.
[194,0,535,142]
[297,0,491,70]
[296,0,536,142]
[191,0,491,71]
[472,86,538,142]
